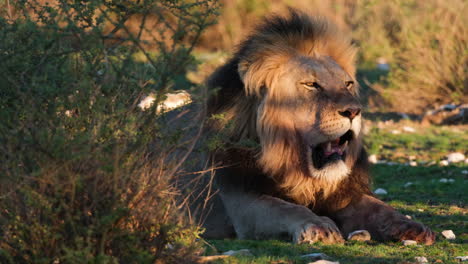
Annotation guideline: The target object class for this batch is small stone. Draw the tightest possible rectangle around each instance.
[448,178,455,183]
[402,240,417,246]
[441,230,456,240]
[465,159,468,164]
[374,188,387,195]
[404,182,413,188]
[439,160,449,166]
[439,178,448,183]
[301,253,329,261]
[409,161,417,166]
[405,215,412,219]
[417,209,424,212]
[398,112,410,120]
[415,256,428,263]
[222,249,253,257]
[368,154,378,164]
[402,126,416,133]
[391,130,401,134]
[455,256,468,261]
[447,152,465,163]
[308,261,339,264]
[138,94,156,110]
[347,230,371,241]
[462,170,468,175]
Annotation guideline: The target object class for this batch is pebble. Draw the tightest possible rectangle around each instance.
[402,240,417,246]
[402,126,416,133]
[391,130,401,134]
[308,261,339,264]
[368,154,378,164]
[439,178,455,183]
[404,182,413,188]
[409,161,417,166]
[222,249,253,257]
[455,256,468,261]
[447,152,465,163]
[441,230,456,240]
[462,170,468,175]
[439,160,449,166]
[405,215,412,219]
[347,230,371,241]
[374,188,388,195]
[301,253,329,261]
[415,256,428,263]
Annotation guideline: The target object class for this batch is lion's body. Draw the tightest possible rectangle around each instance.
[199,10,435,244]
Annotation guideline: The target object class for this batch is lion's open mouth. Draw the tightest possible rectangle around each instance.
[311,130,354,169]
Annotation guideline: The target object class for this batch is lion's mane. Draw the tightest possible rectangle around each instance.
[207,10,370,209]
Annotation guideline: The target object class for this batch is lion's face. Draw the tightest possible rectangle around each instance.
[256,55,361,182]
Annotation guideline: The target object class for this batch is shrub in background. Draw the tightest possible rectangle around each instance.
[0,0,218,263]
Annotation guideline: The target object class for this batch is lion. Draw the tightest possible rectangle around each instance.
[198,10,435,245]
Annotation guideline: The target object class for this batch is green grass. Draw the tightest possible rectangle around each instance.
[202,124,468,264]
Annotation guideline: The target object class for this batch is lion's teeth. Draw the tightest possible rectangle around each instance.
[341,141,348,152]
[325,142,332,153]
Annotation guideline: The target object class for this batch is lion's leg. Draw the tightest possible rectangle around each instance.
[219,191,344,244]
[331,194,435,244]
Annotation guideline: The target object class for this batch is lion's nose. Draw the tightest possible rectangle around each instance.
[339,107,361,120]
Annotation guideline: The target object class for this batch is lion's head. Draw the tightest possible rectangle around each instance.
[226,11,362,204]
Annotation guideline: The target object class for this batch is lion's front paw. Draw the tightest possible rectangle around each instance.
[292,222,344,245]
[390,220,435,245]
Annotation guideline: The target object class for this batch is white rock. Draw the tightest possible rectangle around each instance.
[455,256,468,261]
[391,130,401,134]
[156,91,191,113]
[405,215,412,219]
[138,94,156,110]
[409,161,417,167]
[138,91,192,112]
[439,160,449,166]
[417,209,424,212]
[404,182,413,188]
[398,112,410,120]
[368,154,378,164]
[414,256,428,263]
[440,104,457,111]
[308,261,339,264]
[402,126,416,133]
[301,253,329,261]
[222,249,253,257]
[465,159,468,164]
[462,170,468,175]
[439,178,448,183]
[447,152,465,163]
[441,230,456,240]
[347,230,371,241]
[402,240,417,246]
[374,188,388,195]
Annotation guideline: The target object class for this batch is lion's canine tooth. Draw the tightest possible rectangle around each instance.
[339,141,348,154]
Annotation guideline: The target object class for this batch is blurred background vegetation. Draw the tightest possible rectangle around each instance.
[0,0,466,263]
[197,0,467,115]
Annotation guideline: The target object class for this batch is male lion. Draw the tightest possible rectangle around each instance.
[199,10,435,245]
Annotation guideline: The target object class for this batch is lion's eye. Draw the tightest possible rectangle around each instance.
[345,81,354,90]
[303,82,322,90]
